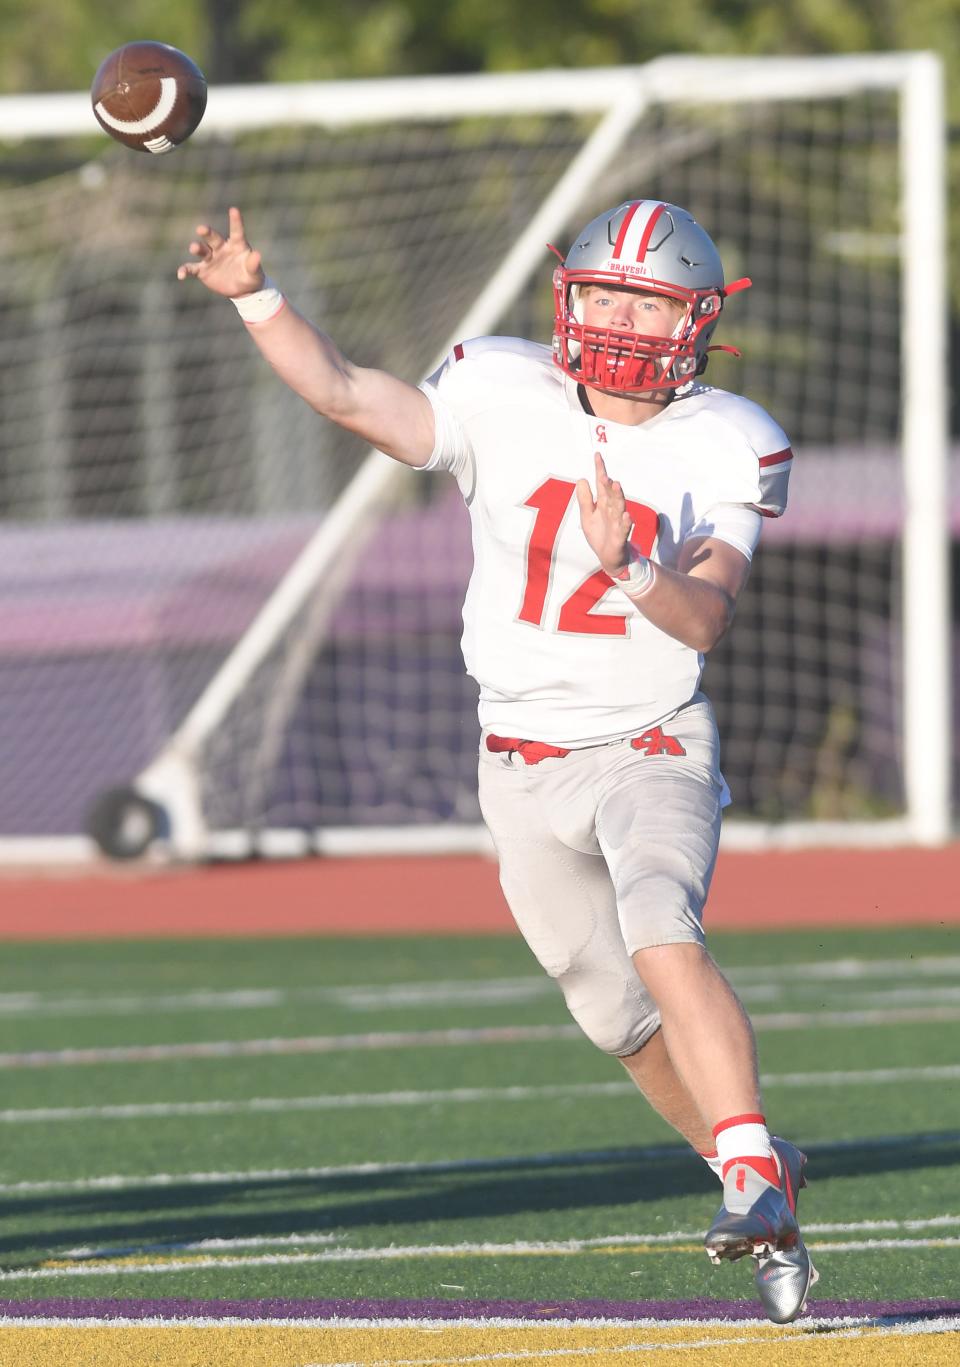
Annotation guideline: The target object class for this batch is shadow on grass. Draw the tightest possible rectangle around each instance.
[0,1129,957,1266]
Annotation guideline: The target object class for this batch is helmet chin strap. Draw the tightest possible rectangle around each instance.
[658,305,691,381]
[568,284,585,362]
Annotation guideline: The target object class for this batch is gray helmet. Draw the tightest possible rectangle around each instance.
[551,199,750,391]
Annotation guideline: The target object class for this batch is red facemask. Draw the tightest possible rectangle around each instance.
[551,264,750,393]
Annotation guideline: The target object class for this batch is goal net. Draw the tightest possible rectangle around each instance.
[0,56,950,861]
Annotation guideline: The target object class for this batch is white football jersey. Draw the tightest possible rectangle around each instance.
[419,337,792,746]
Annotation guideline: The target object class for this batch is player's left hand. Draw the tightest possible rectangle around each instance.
[576,453,633,577]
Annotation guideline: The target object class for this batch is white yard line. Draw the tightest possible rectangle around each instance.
[729,956,960,983]
[2,1007,959,1071]
[0,1149,677,1197]
[0,1024,581,1070]
[811,1237,960,1251]
[60,1212,960,1261]
[761,1062,960,1087]
[752,1006,960,1028]
[1,1129,957,1199]
[64,1232,348,1257]
[846,987,960,1006]
[0,1080,628,1123]
[0,1064,957,1125]
[1,1236,958,1282]
[0,979,556,1018]
[0,1315,766,1328]
[2,956,958,1019]
[807,1213,960,1231]
[1,1315,955,1331]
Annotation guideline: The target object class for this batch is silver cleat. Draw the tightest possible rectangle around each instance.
[751,1137,818,1324]
[704,1136,817,1322]
[753,1239,819,1323]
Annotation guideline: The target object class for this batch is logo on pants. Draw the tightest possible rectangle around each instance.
[631,726,686,757]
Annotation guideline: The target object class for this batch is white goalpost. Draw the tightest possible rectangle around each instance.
[0,54,950,863]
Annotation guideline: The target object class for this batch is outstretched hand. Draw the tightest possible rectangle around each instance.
[575,453,633,578]
[176,206,265,297]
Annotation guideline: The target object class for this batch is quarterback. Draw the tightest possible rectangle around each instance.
[179,198,814,1323]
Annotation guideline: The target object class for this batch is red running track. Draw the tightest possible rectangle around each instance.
[0,845,958,939]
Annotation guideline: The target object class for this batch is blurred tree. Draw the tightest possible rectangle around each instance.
[205,0,276,82]
[226,0,960,122]
[0,0,956,117]
[0,1,205,92]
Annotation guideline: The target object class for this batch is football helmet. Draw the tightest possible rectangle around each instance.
[551,199,750,393]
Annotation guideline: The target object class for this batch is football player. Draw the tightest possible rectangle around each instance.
[179,198,815,1323]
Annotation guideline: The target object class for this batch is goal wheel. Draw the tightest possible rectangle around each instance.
[86,786,168,861]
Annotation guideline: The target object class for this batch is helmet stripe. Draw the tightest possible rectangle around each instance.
[632,201,668,263]
[612,200,668,263]
[611,201,645,259]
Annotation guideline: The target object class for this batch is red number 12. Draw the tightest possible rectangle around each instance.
[518,478,659,636]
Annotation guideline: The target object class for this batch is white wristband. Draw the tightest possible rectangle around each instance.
[231,278,285,323]
[614,553,655,599]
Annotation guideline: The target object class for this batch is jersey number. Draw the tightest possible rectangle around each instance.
[518,478,659,636]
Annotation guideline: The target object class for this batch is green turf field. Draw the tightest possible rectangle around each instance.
[0,926,957,1307]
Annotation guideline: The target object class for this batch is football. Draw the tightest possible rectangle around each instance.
[90,41,207,154]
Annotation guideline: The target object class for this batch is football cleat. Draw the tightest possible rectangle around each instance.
[753,1240,819,1324]
[704,1142,802,1264]
[752,1138,818,1324]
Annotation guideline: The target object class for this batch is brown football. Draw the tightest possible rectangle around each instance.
[91,41,207,154]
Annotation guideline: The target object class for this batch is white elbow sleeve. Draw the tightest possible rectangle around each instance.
[686,504,763,561]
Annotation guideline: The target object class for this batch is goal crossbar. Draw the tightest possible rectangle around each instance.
[0,54,941,135]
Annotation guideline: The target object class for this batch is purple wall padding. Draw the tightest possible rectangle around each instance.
[2,445,957,835]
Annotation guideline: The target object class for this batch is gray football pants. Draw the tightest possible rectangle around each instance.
[477,695,725,1058]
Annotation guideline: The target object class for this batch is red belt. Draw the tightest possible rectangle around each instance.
[485,735,571,764]
[486,726,686,764]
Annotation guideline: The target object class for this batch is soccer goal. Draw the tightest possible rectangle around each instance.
[0,53,950,863]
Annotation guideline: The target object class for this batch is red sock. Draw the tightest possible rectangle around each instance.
[713,1113,780,1188]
